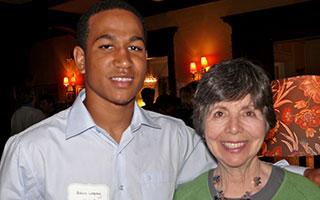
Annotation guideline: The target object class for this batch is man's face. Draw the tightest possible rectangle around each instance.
[78,9,147,106]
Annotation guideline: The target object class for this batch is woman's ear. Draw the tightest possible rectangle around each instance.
[73,46,86,74]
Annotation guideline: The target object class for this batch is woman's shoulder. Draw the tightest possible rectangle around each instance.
[173,170,212,200]
[274,169,320,199]
[283,169,319,187]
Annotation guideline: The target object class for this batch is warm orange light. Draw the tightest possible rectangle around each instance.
[190,62,197,74]
[70,76,76,85]
[63,77,69,87]
[205,66,211,72]
[201,57,208,67]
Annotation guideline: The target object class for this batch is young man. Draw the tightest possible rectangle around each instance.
[0,0,318,199]
[0,1,214,199]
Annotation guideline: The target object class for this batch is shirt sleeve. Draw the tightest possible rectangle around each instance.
[176,126,217,187]
[273,159,306,175]
[0,135,42,199]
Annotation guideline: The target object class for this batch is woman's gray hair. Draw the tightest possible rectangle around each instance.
[192,58,276,138]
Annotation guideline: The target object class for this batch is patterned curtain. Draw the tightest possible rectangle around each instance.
[261,75,320,157]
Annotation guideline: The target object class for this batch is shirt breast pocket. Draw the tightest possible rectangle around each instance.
[140,172,175,200]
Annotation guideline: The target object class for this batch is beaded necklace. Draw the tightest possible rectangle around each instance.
[212,164,262,200]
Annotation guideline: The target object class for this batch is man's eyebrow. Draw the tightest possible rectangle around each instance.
[94,35,145,44]
[94,34,115,42]
[130,36,145,43]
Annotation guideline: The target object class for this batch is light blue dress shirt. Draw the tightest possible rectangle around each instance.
[0,89,216,200]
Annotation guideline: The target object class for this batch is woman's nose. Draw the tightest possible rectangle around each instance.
[226,116,243,135]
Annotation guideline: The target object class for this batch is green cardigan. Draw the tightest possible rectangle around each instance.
[173,168,320,200]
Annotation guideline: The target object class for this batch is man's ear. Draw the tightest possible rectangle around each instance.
[73,46,86,74]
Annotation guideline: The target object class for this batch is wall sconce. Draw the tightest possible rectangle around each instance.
[190,62,197,80]
[63,75,77,103]
[201,56,210,73]
[70,76,76,86]
[189,56,211,81]
[63,77,69,87]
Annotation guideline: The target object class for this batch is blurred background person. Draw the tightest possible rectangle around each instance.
[38,93,56,117]
[11,87,45,135]
[141,87,156,111]
[174,85,195,128]
[154,93,177,116]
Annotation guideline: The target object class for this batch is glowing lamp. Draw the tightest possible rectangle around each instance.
[70,76,76,85]
[201,57,208,67]
[63,77,69,87]
[190,62,197,73]
[190,62,197,80]
[201,56,211,73]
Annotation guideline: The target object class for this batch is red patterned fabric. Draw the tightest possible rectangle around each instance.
[261,75,320,156]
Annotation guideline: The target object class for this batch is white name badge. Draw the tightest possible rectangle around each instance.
[68,183,110,200]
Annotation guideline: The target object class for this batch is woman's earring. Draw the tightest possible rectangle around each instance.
[202,135,206,143]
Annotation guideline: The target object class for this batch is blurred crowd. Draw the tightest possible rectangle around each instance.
[10,81,198,136]
[141,81,197,128]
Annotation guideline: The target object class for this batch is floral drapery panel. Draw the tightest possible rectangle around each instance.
[261,75,320,157]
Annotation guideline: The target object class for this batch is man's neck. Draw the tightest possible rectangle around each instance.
[84,96,135,144]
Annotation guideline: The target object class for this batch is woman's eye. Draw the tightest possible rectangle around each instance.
[245,111,255,117]
[214,111,224,118]
[128,46,142,51]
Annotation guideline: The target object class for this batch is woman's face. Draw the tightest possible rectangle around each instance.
[205,94,266,168]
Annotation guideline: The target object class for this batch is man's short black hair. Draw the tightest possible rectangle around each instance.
[76,0,147,52]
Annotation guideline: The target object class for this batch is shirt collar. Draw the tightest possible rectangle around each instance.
[66,89,161,139]
[131,101,161,132]
[66,89,95,139]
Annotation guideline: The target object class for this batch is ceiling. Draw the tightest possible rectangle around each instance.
[1,0,218,17]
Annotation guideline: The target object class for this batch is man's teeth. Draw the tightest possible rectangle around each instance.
[222,142,246,149]
[112,77,132,82]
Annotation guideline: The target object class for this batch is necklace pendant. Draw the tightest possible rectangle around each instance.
[213,175,221,184]
[253,176,261,187]
[215,190,226,200]
[242,191,251,199]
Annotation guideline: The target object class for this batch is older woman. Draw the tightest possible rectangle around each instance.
[173,58,320,200]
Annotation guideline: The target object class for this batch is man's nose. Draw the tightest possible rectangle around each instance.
[113,48,133,69]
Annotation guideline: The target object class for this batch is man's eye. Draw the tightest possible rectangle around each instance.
[128,46,142,51]
[100,45,113,50]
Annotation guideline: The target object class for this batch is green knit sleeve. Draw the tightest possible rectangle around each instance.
[173,170,213,200]
[272,169,320,200]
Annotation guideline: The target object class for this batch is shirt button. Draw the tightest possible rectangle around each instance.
[119,185,125,190]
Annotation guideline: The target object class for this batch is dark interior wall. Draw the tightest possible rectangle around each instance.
[147,27,178,94]
[0,3,21,157]
[0,2,80,158]
[222,1,320,80]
